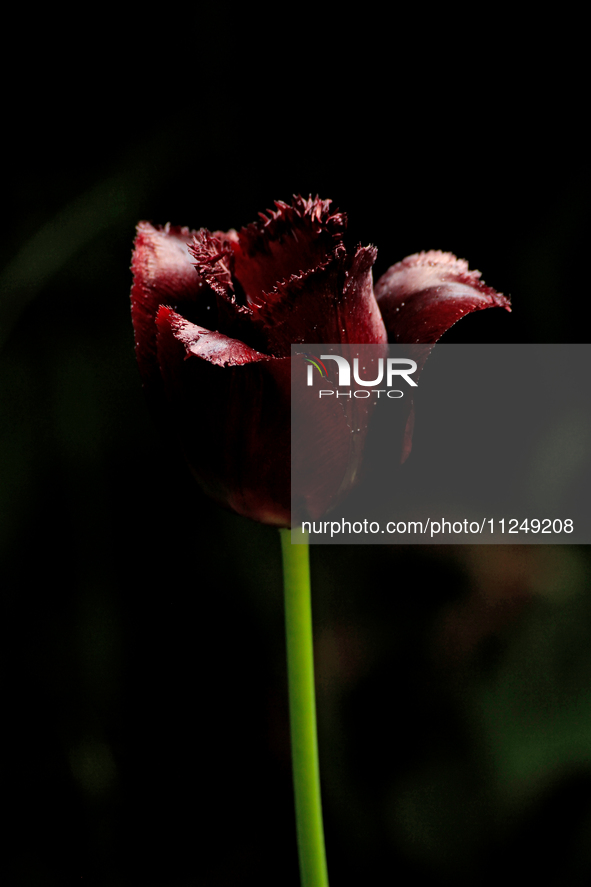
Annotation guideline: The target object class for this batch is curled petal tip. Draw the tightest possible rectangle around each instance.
[375,250,510,344]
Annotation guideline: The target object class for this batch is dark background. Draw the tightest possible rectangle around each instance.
[1,11,590,886]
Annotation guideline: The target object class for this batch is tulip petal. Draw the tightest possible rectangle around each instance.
[291,384,376,523]
[131,222,211,386]
[232,195,346,306]
[250,246,388,356]
[375,251,511,464]
[156,304,266,368]
[375,250,511,344]
[189,228,237,299]
[155,306,292,525]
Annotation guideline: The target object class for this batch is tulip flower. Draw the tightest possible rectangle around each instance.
[130,195,510,887]
[131,195,510,527]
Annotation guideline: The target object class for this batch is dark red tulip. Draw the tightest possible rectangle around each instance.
[130,196,510,526]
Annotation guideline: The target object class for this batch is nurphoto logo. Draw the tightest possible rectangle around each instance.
[299,352,418,399]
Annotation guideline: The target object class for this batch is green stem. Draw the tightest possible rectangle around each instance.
[280,528,329,887]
